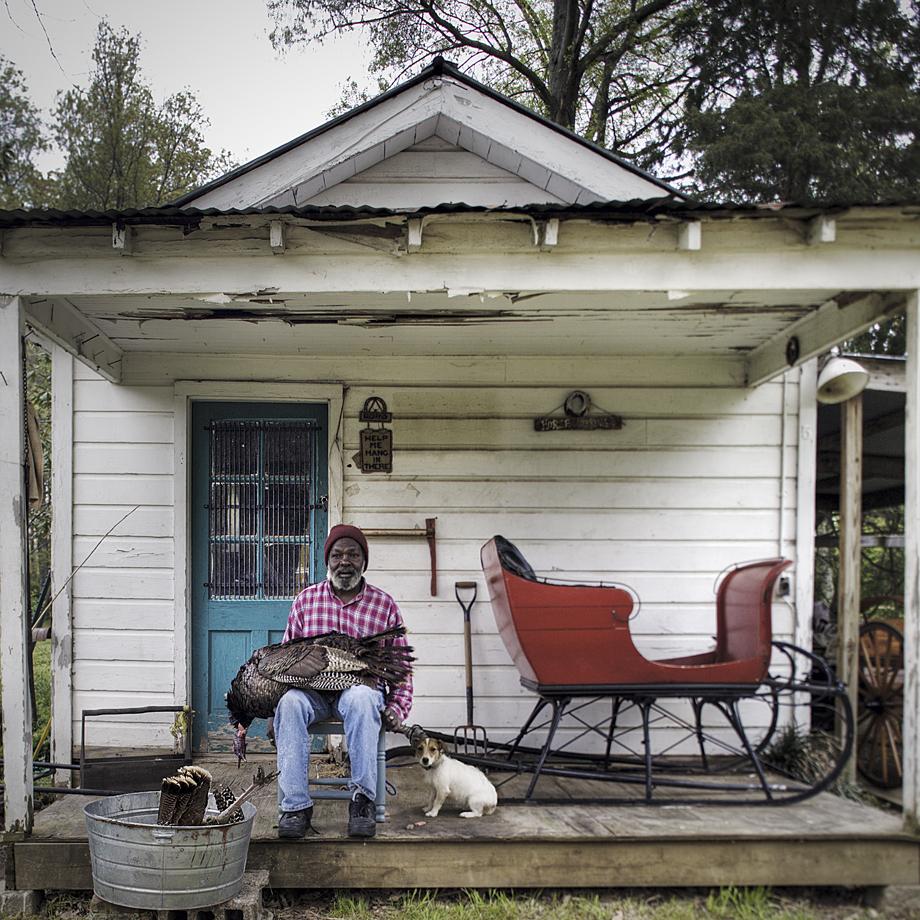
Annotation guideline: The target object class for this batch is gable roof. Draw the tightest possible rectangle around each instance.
[176,58,684,210]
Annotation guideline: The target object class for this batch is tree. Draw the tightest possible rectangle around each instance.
[0,57,48,209]
[50,22,234,210]
[675,0,920,201]
[268,0,696,175]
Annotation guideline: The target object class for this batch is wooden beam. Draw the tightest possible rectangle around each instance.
[816,485,904,514]
[407,218,424,253]
[817,450,903,481]
[532,219,559,251]
[817,407,903,449]
[22,298,123,383]
[860,355,906,393]
[677,221,701,251]
[746,292,904,388]
[836,393,862,784]
[903,290,919,832]
[50,345,74,776]
[795,361,817,710]
[807,215,836,246]
[111,222,132,255]
[5,241,920,298]
[815,533,905,549]
[0,296,34,835]
[269,220,285,255]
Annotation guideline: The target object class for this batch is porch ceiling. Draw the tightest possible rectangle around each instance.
[46,287,848,358]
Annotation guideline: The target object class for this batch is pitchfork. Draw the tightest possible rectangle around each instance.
[453,581,489,756]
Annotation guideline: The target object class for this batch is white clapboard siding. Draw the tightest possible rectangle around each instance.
[74,506,173,538]
[72,537,174,569]
[72,568,174,600]
[73,630,174,662]
[342,415,784,449]
[72,599,175,631]
[344,480,792,510]
[74,444,174,476]
[74,411,174,443]
[74,661,175,692]
[305,146,567,208]
[67,358,800,755]
[346,446,792,479]
[75,700,178,749]
[343,384,789,417]
[74,476,174,506]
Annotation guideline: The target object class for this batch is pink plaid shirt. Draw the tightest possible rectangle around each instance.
[282,579,413,721]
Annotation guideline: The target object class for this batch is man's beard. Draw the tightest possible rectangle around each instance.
[329,568,362,592]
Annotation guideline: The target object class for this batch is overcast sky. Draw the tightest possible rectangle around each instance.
[1,0,375,171]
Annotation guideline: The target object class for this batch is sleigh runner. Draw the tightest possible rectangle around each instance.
[422,537,854,806]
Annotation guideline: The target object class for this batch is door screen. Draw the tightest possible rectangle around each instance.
[206,419,322,600]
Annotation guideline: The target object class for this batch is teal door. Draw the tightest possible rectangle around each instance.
[191,402,328,751]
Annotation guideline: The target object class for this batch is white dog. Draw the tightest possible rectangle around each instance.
[415,736,498,818]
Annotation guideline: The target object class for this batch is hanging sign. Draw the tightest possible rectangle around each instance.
[358,397,394,472]
[533,390,624,431]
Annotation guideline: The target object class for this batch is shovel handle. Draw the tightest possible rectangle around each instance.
[455,581,478,722]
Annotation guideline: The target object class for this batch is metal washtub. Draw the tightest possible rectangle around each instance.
[84,792,256,910]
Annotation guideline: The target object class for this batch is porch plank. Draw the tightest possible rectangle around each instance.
[16,757,919,890]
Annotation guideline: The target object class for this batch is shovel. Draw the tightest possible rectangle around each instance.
[453,581,489,756]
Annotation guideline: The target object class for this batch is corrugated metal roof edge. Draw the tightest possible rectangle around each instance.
[170,57,684,207]
[1,198,918,228]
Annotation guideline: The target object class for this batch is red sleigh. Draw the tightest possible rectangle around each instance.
[471,536,852,805]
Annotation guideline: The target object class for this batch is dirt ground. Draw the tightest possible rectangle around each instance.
[36,885,920,920]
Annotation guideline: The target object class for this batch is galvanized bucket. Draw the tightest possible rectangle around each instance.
[84,792,256,910]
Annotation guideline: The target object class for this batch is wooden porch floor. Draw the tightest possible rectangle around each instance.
[15,755,920,891]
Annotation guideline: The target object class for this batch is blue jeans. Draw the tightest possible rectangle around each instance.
[274,684,384,813]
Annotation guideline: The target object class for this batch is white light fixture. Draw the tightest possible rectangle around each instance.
[816,355,870,404]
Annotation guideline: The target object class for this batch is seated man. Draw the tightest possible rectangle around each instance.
[275,524,413,839]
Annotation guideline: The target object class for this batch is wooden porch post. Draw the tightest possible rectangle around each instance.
[0,296,34,834]
[836,392,862,783]
[903,292,919,830]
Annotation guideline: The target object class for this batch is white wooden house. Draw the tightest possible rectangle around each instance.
[1,58,918,838]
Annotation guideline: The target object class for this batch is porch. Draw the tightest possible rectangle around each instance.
[13,755,920,891]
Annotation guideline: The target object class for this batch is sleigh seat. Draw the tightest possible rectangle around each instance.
[481,535,793,690]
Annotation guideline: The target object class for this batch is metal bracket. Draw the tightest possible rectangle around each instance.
[362,517,437,596]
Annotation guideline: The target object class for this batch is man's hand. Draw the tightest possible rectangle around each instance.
[381,707,401,732]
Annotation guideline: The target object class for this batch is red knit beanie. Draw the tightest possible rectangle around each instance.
[324,524,369,569]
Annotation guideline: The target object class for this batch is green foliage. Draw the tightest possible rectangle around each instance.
[815,505,904,627]
[26,340,52,616]
[270,0,920,198]
[49,22,234,210]
[33,640,51,739]
[0,56,48,209]
[677,0,920,201]
[703,887,815,920]
[268,0,693,171]
[331,894,374,918]
[845,314,906,355]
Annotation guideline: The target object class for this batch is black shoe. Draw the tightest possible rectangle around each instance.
[278,806,313,839]
[347,792,376,838]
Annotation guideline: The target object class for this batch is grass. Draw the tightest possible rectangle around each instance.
[251,888,888,920]
[33,639,52,738]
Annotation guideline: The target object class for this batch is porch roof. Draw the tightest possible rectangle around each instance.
[1,199,917,386]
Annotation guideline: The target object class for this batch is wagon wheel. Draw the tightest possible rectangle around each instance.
[856,619,904,789]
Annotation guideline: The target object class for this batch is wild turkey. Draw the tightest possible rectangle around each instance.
[225,625,414,763]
